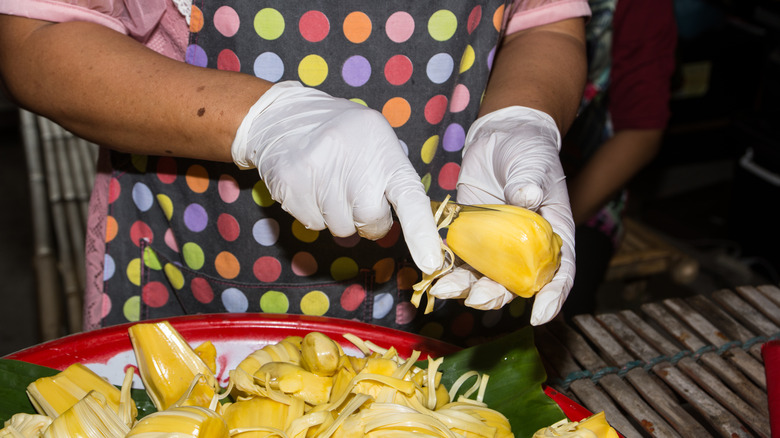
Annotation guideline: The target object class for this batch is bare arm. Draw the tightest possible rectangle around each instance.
[0,14,272,161]
[568,128,662,225]
[479,17,587,134]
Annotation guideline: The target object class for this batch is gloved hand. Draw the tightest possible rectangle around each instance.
[428,106,576,325]
[231,81,443,274]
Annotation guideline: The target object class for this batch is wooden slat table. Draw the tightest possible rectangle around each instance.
[538,284,777,437]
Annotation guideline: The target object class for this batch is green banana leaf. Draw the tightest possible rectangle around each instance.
[0,326,564,437]
[419,326,566,437]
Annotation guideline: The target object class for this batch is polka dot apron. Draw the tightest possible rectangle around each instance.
[100,0,531,346]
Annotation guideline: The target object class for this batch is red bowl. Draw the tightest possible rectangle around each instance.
[5,314,591,422]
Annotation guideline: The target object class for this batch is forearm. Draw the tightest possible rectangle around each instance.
[568,129,663,225]
[0,15,272,161]
[479,18,587,134]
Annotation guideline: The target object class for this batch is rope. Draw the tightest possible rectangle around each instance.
[552,331,780,390]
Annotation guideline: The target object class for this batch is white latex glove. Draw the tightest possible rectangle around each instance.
[231,81,443,274]
[429,106,576,325]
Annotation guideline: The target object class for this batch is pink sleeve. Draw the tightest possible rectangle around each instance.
[0,0,188,60]
[504,0,591,34]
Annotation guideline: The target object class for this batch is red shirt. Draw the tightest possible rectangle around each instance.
[609,0,678,131]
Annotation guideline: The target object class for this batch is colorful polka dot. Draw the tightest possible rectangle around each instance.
[301,291,329,316]
[340,284,366,311]
[215,251,240,279]
[299,10,329,42]
[426,53,454,84]
[382,97,411,128]
[164,228,179,252]
[449,83,470,112]
[126,258,141,286]
[156,194,174,220]
[182,242,205,270]
[373,258,395,283]
[105,216,118,242]
[217,49,241,72]
[254,8,285,40]
[217,174,240,203]
[132,183,153,212]
[183,203,208,233]
[291,252,317,276]
[438,162,460,191]
[467,6,482,34]
[142,281,169,308]
[253,52,285,82]
[191,277,214,304]
[103,254,115,281]
[443,123,466,152]
[190,5,204,33]
[217,213,240,242]
[424,95,448,124]
[253,256,282,282]
[260,290,289,313]
[395,301,417,325]
[333,233,360,248]
[298,54,328,86]
[186,164,209,193]
[253,218,280,246]
[386,11,414,43]
[292,220,319,243]
[108,178,121,203]
[143,247,162,270]
[343,11,372,43]
[420,135,439,164]
[396,266,419,290]
[164,263,185,289]
[428,10,457,41]
[384,55,413,86]
[342,55,371,87]
[460,45,475,73]
[493,5,505,32]
[252,180,274,207]
[222,288,248,312]
[372,293,394,319]
[330,257,358,281]
[186,44,207,67]
[375,222,401,248]
[123,296,140,322]
[214,6,240,37]
[156,157,177,184]
[129,221,153,246]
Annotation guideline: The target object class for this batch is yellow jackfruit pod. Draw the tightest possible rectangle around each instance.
[254,362,333,406]
[229,337,305,397]
[193,341,217,374]
[533,411,619,438]
[42,391,130,438]
[128,321,218,411]
[438,401,514,438]
[300,332,342,377]
[445,204,562,298]
[221,396,294,437]
[125,405,229,438]
[26,363,136,420]
[0,413,52,437]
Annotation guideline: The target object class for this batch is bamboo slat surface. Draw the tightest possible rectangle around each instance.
[540,284,778,437]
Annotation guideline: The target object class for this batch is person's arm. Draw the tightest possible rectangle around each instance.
[568,129,663,225]
[0,14,272,161]
[479,17,587,134]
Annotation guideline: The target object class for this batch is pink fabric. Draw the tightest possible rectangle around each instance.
[506,0,591,34]
[0,0,188,60]
[83,148,112,331]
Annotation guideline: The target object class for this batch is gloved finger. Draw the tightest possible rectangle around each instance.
[429,265,479,300]
[265,174,328,231]
[351,193,393,240]
[385,164,443,275]
[463,276,515,310]
[530,258,574,325]
[320,200,359,238]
